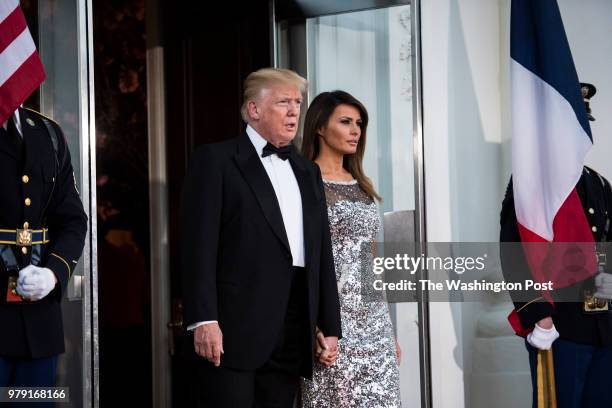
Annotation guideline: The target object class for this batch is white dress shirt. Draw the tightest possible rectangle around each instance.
[2,109,22,136]
[188,125,305,331]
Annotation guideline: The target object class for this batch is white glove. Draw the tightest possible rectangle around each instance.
[526,323,559,350]
[16,265,58,301]
[594,273,612,300]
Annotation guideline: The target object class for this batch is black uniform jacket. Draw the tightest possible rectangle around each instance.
[0,108,88,358]
[180,132,342,377]
[501,167,612,346]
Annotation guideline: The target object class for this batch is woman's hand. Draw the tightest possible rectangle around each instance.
[394,337,402,365]
[315,327,338,367]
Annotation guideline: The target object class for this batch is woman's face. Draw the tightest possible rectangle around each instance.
[318,104,363,156]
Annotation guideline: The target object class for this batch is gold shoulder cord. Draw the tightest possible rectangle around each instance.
[22,107,60,126]
[516,296,544,313]
[50,252,71,276]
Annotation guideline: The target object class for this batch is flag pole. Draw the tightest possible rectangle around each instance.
[537,349,557,408]
[545,349,557,407]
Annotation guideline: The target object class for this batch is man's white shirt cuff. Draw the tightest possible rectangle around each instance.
[187,320,218,331]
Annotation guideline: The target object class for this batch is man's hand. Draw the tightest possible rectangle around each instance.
[594,273,612,300]
[194,323,224,366]
[315,329,338,367]
[526,317,559,350]
[16,265,57,301]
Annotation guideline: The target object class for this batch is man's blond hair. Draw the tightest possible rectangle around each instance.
[241,68,307,122]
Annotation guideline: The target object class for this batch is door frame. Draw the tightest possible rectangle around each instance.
[147,1,430,407]
[81,0,99,405]
[146,0,172,407]
[410,1,432,407]
[39,0,99,406]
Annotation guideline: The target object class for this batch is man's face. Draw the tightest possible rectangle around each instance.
[249,83,302,146]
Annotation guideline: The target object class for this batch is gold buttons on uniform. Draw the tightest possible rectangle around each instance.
[589,208,595,214]
[22,175,29,184]
[21,247,28,255]
[592,226,598,233]
[24,198,31,206]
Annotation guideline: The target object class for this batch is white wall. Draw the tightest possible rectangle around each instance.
[421,0,612,407]
[559,0,612,179]
[422,0,524,407]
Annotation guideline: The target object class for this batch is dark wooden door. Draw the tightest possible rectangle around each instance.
[163,2,272,405]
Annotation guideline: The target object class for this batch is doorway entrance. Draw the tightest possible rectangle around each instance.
[275,1,426,406]
[154,1,428,407]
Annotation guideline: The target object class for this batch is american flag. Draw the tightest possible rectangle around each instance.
[0,0,45,124]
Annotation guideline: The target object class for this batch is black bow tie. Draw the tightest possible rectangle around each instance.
[262,142,294,161]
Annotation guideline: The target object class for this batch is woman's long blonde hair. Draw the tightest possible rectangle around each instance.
[301,90,381,202]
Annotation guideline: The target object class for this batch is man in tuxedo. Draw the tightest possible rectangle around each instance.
[181,68,342,407]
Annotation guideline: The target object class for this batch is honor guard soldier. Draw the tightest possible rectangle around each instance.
[0,107,87,396]
[501,83,612,407]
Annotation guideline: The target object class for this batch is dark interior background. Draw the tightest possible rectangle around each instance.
[93,0,151,406]
[42,0,274,405]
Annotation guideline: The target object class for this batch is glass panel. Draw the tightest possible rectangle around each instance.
[36,1,88,406]
[307,6,415,214]
[38,2,82,184]
[92,0,152,405]
[306,5,420,406]
[423,1,526,407]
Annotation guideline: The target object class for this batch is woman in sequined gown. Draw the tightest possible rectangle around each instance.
[300,90,402,407]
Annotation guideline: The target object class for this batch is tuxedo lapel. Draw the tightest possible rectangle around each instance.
[288,151,317,267]
[234,133,291,253]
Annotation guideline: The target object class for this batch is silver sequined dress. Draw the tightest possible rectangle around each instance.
[301,179,401,407]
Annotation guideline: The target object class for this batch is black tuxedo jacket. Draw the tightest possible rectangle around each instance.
[181,132,342,373]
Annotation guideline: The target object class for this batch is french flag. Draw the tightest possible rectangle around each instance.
[511,0,596,292]
[0,0,45,124]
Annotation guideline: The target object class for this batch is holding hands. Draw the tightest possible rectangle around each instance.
[315,328,338,367]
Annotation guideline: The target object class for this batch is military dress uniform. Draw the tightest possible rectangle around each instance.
[0,108,87,391]
[500,166,612,407]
